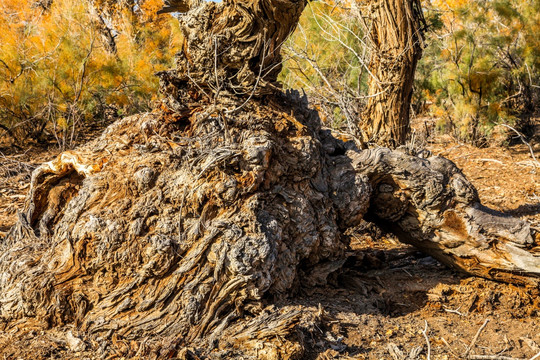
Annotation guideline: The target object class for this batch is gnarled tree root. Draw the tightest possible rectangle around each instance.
[0,96,538,358]
[349,148,540,285]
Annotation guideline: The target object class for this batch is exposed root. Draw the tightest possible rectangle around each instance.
[0,0,538,358]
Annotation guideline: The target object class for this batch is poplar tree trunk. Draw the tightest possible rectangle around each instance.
[362,0,425,147]
[0,1,538,359]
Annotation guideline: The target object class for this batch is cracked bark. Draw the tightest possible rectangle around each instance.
[362,0,426,147]
[0,0,538,358]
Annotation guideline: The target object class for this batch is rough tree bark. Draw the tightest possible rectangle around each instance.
[0,0,538,359]
[362,0,426,147]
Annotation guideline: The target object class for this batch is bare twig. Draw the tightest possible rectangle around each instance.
[387,343,405,360]
[421,320,431,360]
[212,35,223,101]
[468,356,525,360]
[0,152,35,178]
[464,318,490,358]
[225,38,268,115]
[443,306,465,316]
[441,337,459,358]
[499,124,539,167]
[522,338,540,353]
[475,159,505,165]
[530,351,540,360]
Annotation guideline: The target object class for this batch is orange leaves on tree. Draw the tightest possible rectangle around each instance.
[0,0,180,147]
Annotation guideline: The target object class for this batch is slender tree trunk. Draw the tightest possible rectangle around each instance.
[362,0,425,147]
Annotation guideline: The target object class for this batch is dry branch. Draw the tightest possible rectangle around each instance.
[422,320,431,360]
[469,356,526,360]
[464,318,490,358]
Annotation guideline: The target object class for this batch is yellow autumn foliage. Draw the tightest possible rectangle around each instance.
[0,0,181,147]
[416,0,539,144]
[1,0,538,148]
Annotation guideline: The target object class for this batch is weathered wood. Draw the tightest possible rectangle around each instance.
[159,0,306,105]
[362,0,426,147]
[0,0,538,358]
[348,148,540,285]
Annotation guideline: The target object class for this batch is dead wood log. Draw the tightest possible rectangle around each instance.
[349,148,540,285]
[0,0,538,358]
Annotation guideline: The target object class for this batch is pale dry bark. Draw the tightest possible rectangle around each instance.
[362,0,425,147]
[350,148,540,285]
[0,0,538,358]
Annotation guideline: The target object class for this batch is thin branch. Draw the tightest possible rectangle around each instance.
[464,318,490,358]
[74,37,95,103]
[468,356,525,360]
[421,320,431,360]
[499,124,539,167]
[225,37,268,115]
[441,337,459,358]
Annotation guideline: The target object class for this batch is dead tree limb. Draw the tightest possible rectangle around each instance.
[349,148,540,285]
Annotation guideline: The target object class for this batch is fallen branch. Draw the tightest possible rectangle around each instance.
[421,320,431,360]
[475,158,505,165]
[441,337,459,358]
[443,306,465,316]
[499,124,539,167]
[464,318,491,358]
[468,356,525,360]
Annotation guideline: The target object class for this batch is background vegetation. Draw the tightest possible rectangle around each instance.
[279,1,371,134]
[416,0,540,144]
[282,0,539,145]
[0,0,181,148]
[1,0,538,148]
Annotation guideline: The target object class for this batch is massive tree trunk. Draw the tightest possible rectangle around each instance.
[160,0,306,101]
[362,0,425,147]
[0,0,538,358]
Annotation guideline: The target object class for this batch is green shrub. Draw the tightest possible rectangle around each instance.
[415,0,540,144]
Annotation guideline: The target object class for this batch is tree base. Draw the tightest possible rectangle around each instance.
[1,90,538,358]
[0,0,538,356]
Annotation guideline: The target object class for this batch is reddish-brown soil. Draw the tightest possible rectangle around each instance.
[0,128,539,359]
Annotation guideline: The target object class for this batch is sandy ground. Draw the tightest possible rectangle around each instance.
[0,125,539,359]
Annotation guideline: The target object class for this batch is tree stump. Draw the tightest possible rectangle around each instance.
[0,0,538,358]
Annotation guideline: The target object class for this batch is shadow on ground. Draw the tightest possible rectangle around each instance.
[503,202,540,217]
[273,244,464,359]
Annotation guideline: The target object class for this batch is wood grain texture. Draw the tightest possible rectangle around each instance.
[0,0,538,358]
[349,148,540,285]
[362,0,426,147]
